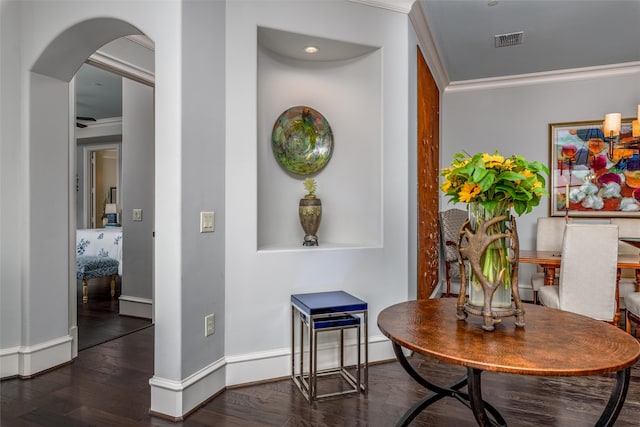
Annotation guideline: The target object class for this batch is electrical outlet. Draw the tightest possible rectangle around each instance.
[205,313,215,336]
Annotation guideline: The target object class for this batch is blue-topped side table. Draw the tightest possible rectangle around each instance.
[290,291,368,402]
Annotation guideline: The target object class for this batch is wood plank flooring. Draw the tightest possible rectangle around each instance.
[77,276,152,350]
[2,325,640,426]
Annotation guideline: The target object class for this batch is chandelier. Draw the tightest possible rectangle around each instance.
[602,105,640,161]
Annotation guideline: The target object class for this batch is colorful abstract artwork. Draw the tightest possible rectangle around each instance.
[549,119,640,217]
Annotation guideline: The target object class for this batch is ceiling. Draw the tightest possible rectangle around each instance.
[74,1,640,122]
[74,34,154,124]
[418,0,640,82]
[75,64,122,121]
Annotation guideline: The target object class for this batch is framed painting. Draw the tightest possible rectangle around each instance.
[549,119,640,217]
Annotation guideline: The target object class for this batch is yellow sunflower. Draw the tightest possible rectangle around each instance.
[459,182,481,203]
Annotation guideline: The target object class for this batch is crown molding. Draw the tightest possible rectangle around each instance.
[125,35,155,51]
[350,1,451,90]
[408,0,449,91]
[348,0,415,14]
[445,62,640,93]
[76,117,123,139]
[87,50,155,87]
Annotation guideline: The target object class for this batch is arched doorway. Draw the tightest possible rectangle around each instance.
[29,17,154,358]
[74,56,155,349]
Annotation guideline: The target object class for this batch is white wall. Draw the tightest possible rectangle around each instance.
[121,78,154,315]
[178,0,226,383]
[5,0,637,421]
[0,0,187,414]
[2,0,411,392]
[441,70,640,287]
[225,1,409,384]
[257,44,383,249]
[407,20,419,300]
[0,0,24,365]
[28,71,71,344]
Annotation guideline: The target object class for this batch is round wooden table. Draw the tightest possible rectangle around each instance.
[377,298,640,427]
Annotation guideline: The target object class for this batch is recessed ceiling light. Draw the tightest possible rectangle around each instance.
[304,46,319,54]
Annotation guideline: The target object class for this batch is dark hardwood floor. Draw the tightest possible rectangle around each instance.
[77,276,152,350]
[2,321,640,426]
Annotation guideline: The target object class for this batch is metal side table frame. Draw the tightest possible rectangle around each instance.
[291,291,368,402]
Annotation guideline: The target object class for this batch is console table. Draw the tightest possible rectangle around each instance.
[377,298,640,426]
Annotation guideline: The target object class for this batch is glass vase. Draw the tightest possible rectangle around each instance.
[467,202,513,308]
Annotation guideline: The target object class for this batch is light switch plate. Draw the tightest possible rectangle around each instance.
[205,313,215,336]
[133,209,143,221]
[200,211,215,233]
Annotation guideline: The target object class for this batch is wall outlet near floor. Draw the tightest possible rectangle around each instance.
[205,313,215,336]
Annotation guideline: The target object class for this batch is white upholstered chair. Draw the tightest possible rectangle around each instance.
[538,223,619,323]
[610,218,640,311]
[530,217,571,303]
[624,292,640,336]
[439,208,468,297]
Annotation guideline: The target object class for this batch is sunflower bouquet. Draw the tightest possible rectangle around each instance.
[440,151,549,216]
[441,152,549,303]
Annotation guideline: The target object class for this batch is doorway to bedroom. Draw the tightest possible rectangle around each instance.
[74,43,155,350]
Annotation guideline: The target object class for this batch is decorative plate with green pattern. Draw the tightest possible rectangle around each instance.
[271,106,333,175]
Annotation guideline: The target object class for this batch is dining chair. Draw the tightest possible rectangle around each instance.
[439,208,468,297]
[624,292,640,336]
[530,217,571,304]
[610,218,640,312]
[538,223,619,323]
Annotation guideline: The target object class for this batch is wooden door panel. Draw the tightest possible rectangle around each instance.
[417,46,440,299]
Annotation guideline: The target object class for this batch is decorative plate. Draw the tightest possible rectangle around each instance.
[271,106,333,175]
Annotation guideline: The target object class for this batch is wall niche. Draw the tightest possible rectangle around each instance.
[257,27,383,250]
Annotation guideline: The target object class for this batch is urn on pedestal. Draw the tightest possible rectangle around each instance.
[299,178,322,246]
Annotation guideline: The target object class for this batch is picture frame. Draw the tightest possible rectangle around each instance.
[549,119,640,217]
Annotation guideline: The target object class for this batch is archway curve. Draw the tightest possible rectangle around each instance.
[31,17,143,82]
[28,16,153,362]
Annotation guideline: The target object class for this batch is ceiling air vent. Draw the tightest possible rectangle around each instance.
[494,31,524,48]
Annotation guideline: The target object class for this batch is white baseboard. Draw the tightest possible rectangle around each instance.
[0,335,73,379]
[119,295,152,319]
[149,357,226,419]
[225,347,290,386]
[69,325,78,359]
[225,334,395,386]
[0,346,19,378]
[148,334,395,419]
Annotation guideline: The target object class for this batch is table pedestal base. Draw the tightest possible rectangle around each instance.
[392,343,631,427]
